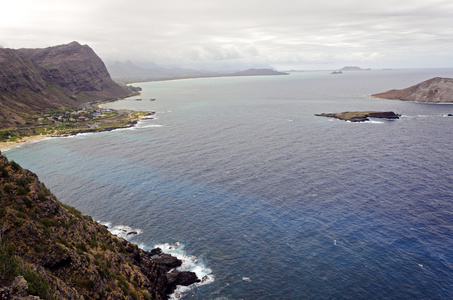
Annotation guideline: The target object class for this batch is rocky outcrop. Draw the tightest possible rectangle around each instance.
[372,77,453,103]
[0,276,40,299]
[315,111,400,122]
[0,153,199,299]
[0,42,130,128]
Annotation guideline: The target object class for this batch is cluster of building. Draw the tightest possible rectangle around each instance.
[44,108,114,122]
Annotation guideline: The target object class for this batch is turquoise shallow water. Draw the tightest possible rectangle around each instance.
[4,69,453,299]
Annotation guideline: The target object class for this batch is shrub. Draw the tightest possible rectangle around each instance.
[3,184,12,194]
[23,197,33,208]
[23,267,54,299]
[16,211,27,219]
[40,217,51,227]
[43,227,51,238]
[0,244,20,280]
[61,203,82,218]
[38,192,46,202]
[17,186,30,196]
[0,242,53,299]
[10,160,21,171]
[76,242,87,252]
[130,291,138,300]
[141,291,152,300]
[76,278,95,290]
[89,234,98,248]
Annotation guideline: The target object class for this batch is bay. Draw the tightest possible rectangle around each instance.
[4,69,453,299]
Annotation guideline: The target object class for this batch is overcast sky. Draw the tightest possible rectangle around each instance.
[1,0,453,70]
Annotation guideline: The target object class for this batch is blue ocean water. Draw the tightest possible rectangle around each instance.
[3,69,453,299]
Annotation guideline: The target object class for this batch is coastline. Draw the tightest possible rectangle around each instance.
[0,134,53,151]
[0,110,151,151]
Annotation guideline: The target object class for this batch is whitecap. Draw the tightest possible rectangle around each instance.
[242,277,251,282]
[98,222,142,238]
[137,124,163,129]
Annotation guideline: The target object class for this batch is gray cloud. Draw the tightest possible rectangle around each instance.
[1,0,453,69]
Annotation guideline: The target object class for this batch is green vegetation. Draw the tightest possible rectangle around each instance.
[0,154,183,299]
[0,242,54,299]
[315,111,400,122]
[0,103,151,144]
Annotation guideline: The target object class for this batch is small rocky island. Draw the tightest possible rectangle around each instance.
[315,111,400,122]
[372,77,453,103]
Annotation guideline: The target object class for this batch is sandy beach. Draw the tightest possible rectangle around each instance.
[0,134,53,151]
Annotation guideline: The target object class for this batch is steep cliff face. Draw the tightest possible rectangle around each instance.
[18,42,128,98]
[372,77,453,103]
[0,42,130,128]
[0,153,198,299]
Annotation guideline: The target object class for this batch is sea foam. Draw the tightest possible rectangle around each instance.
[153,242,214,299]
[100,222,213,298]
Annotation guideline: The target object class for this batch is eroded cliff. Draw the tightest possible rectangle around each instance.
[0,153,198,299]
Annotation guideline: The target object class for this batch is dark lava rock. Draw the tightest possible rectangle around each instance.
[165,270,201,294]
[315,111,400,122]
[152,253,182,272]
[149,248,163,256]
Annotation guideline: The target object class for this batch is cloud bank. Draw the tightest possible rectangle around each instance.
[1,0,453,70]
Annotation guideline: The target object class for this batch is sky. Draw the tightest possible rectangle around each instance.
[1,0,453,70]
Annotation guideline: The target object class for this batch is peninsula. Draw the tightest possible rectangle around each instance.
[315,111,400,122]
[372,77,453,103]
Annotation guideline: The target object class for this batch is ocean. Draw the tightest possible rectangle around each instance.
[3,69,453,299]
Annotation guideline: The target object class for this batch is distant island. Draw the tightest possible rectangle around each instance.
[339,66,371,71]
[330,66,370,74]
[229,68,288,76]
[107,61,288,84]
[372,77,453,103]
[315,111,400,122]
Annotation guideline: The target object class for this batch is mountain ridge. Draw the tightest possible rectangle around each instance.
[372,77,453,103]
[0,42,131,128]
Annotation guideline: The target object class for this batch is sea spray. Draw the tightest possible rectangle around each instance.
[153,242,214,299]
[100,222,214,299]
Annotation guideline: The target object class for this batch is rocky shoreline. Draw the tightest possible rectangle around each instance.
[0,152,199,299]
[0,111,155,150]
[315,111,400,122]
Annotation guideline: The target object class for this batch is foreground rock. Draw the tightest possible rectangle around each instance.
[0,153,198,299]
[315,111,400,122]
[372,77,453,103]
